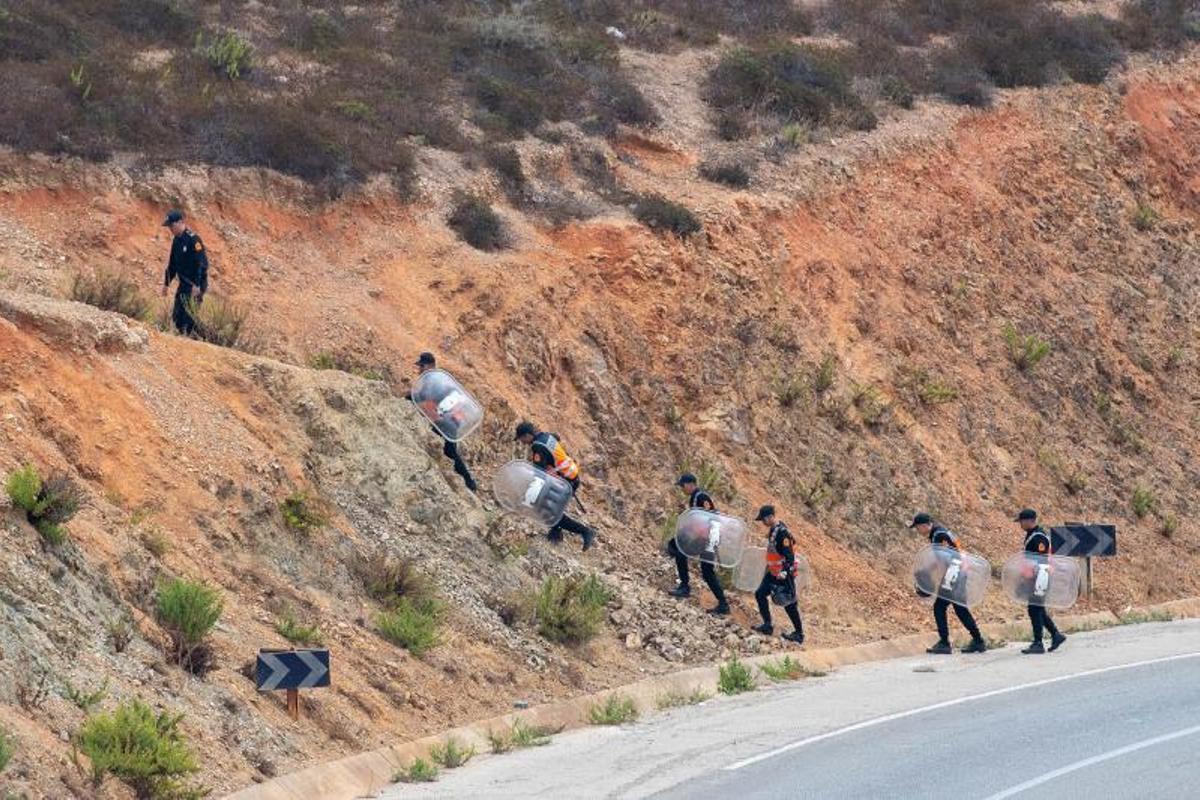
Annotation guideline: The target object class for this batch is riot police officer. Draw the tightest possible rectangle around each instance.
[515,422,595,551]
[1017,509,1067,654]
[160,210,208,335]
[752,505,804,645]
[910,513,987,654]
[666,473,730,615]
[413,352,478,492]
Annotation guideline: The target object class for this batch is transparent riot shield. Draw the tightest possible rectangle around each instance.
[673,509,748,568]
[493,460,571,527]
[410,369,484,443]
[734,547,766,591]
[791,554,812,593]
[1001,552,1081,609]
[912,545,991,609]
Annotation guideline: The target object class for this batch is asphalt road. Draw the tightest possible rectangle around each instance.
[382,620,1200,800]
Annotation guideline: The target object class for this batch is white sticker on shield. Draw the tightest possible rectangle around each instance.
[1001,552,1080,609]
[912,544,991,609]
[673,509,748,568]
[411,369,484,443]
[493,460,571,527]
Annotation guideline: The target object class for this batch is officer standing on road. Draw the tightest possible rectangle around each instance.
[1017,509,1067,654]
[910,513,987,655]
[412,352,478,493]
[515,421,595,551]
[160,210,208,335]
[752,505,805,645]
[666,473,730,616]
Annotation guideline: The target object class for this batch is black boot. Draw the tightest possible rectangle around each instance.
[783,630,805,645]
[706,602,730,616]
[1049,633,1067,652]
[1022,641,1046,655]
[754,623,774,635]
[581,527,596,551]
[926,640,952,655]
[669,584,691,598]
[961,638,988,654]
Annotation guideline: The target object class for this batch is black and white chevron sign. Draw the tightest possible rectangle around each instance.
[256,649,331,692]
[1050,524,1117,557]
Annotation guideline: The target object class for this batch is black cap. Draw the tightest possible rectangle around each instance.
[909,512,933,528]
[162,209,183,226]
[415,352,436,367]
[676,472,698,487]
[755,504,775,522]
[1015,508,1038,522]
[514,421,538,440]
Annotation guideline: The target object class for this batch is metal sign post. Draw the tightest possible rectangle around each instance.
[256,649,331,721]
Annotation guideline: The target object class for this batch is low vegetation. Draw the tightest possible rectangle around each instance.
[376,598,443,656]
[1118,608,1174,625]
[1002,323,1051,372]
[394,757,438,784]
[61,677,109,713]
[308,352,388,381]
[184,296,258,353]
[759,656,824,682]
[156,578,223,675]
[6,464,83,546]
[1160,513,1179,538]
[448,192,509,251]
[107,616,135,654]
[678,459,737,504]
[75,700,205,800]
[1131,486,1157,519]
[274,610,324,647]
[718,656,755,695]
[632,194,702,238]
[487,719,553,753]
[70,271,153,321]
[0,726,14,773]
[698,160,752,188]
[655,687,712,710]
[279,491,328,534]
[1132,203,1159,231]
[587,693,639,725]
[533,573,612,645]
[429,737,476,769]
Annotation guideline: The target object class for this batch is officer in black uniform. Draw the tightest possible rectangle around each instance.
[160,210,208,335]
[413,352,477,492]
[1017,509,1067,654]
[515,421,595,551]
[666,473,730,616]
[753,505,805,645]
[910,513,987,654]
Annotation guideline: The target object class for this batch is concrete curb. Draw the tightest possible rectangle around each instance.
[224,597,1200,800]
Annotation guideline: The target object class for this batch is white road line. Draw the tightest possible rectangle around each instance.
[983,723,1200,799]
[723,651,1200,771]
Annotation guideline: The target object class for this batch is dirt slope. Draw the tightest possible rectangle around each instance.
[0,41,1197,799]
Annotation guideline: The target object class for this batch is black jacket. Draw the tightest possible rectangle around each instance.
[165,229,209,294]
[1024,526,1051,555]
[929,525,961,550]
[687,488,715,512]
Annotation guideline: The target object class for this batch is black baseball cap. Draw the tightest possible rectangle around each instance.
[514,421,538,440]
[415,352,436,367]
[676,472,698,487]
[1015,508,1038,522]
[909,512,933,528]
[162,209,183,226]
[755,504,775,521]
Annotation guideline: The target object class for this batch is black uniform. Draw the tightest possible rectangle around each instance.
[527,435,594,546]
[755,521,804,636]
[164,228,208,335]
[409,381,477,492]
[1025,526,1062,643]
[667,489,728,607]
[928,526,984,645]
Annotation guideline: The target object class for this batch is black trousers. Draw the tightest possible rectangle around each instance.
[755,576,803,633]
[550,512,591,541]
[666,539,726,605]
[934,597,982,642]
[172,287,199,335]
[1029,605,1061,641]
[442,440,476,489]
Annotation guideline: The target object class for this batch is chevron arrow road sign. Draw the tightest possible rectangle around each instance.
[256,649,331,692]
[1050,524,1117,558]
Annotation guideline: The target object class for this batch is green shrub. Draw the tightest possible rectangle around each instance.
[1131,486,1156,519]
[107,616,135,654]
[1160,513,1179,538]
[852,384,891,428]
[429,737,475,769]
[881,75,915,109]
[488,719,552,753]
[376,598,442,656]
[1002,323,1051,372]
[62,677,109,712]
[587,694,638,725]
[534,574,612,645]
[718,656,755,695]
[394,757,438,783]
[202,30,254,80]
[1132,203,1159,231]
[156,578,223,674]
[918,377,958,405]
[279,491,328,534]
[1119,0,1197,50]
[274,610,324,647]
[1118,608,1174,625]
[484,144,526,201]
[772,371,808,408]
[70,271,153,321]
[759,656,824,682]
[655,688,711,710]
[812,354,838,394]
[0,726,14,773]
[141,527,171,558]
[679,459,737,504]
[448,192,509,251]
[698,160,751,188]
[632,194,702,238]
[185,295,258,353]
[777,122,809,148]
[6,464,82,546]
[361,557,437,609]
[75,700,205,799]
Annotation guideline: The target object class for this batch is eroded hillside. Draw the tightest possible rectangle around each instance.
[0,7,1198,799]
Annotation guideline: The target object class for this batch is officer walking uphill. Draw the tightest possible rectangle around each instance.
[666,473,730,615]
[1017,509,1067,654]
[412,352,478,492]
[160,210,208,335]
[515,422,595,551]
[910,513,987,655]
[753,505,805,645]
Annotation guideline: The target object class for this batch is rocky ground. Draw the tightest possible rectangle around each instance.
[0,37,1197,800]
